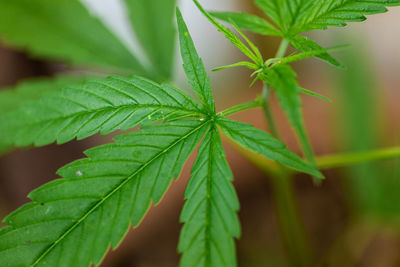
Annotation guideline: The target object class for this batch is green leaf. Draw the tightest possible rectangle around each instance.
[179,126,240,267]
[210,11,281,36]
[0,0,146,73]
[0,75,203,147]
[0,76,86,116]
[0,119,210,266]
[192,0,263,66]
[254,0,309,34]
[289,36,344,68]
[261,65,319,176]
[124,0,177,80]
[295,0,400,33]
[217,117,323,178]
[176,8,215,113]
[274,44,347,67]
[300,88,332,103]
[255,0,400,35]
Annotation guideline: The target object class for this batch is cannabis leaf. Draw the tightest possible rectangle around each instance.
[217,118,323,178]
[0,5,322,267]
[0,76,202,147]
[261,64,317,170]
[0,0,145,73]
[124,0,177,80]
[0,119,210,266]
[254,0,400,35]
[179,127,240,267]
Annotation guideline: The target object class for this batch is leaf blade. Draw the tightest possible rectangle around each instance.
[0,75,203,148]
[217,117,322,178]
[176,7,215,113]
[179,126,240,267]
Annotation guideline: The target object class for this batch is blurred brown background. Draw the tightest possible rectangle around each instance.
[0,0,399,266]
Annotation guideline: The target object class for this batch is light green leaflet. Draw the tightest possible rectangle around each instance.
[0,5,321,267]
[0,0,146,73]
[124,0,177,80]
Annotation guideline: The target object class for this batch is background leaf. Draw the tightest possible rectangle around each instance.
[124,0,177,80]
[0,0,146,73]
[0,119,210,266]
[179,126,240,267]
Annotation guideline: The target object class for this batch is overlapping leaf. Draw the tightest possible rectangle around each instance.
[124,0,177,80]
[0,0,145,73]
[217,118,323,178]
[254,0,400,35]
[179,127,240,267]
[0,76,85,116]
[0,119,210,266]
[0,75,203,147]
[260,65,318,175]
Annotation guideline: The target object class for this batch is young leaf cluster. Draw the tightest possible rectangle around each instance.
[0,4,321,267]
[204,0,400,173]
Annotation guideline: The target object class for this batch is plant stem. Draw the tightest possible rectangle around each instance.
[317,146,400,170]
[261,38,314,267]
[262,84,279,138]
[270,171,313,267]
[218,98,262,117]
[276,38,289,58]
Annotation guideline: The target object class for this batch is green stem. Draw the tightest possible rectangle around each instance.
[276,38,289,58]
[262,84,279,138]
[218,98,262,117]
[261,38,315,267]
[270,172,313,267]
[317,146,400,170]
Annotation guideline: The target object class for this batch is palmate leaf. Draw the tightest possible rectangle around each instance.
[179,127,240,267]
[217,118,323,178]
[176,8,215,113]
[124,0,177,80]
[254,0,400,35]
[261,65,319,176]
[0,119,210,266]
[0,0,145,73]
[0,75,203,148]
